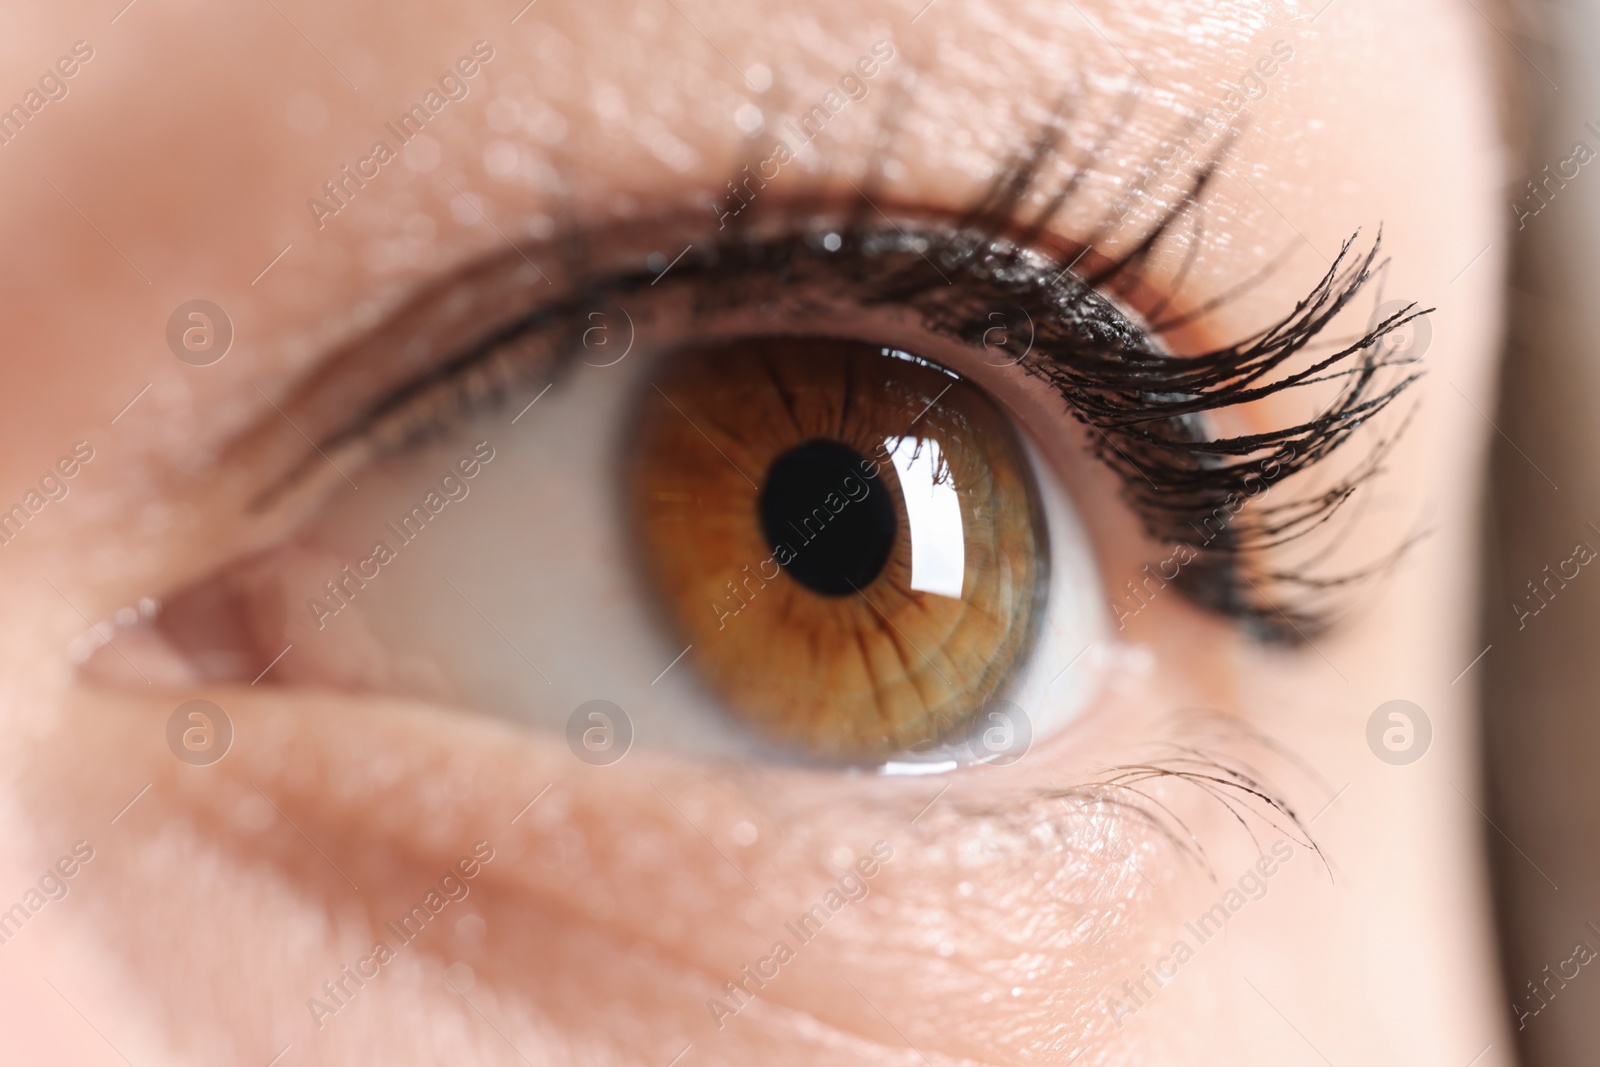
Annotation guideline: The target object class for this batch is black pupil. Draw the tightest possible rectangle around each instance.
[758,439,897,596]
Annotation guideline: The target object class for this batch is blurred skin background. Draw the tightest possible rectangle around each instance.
[0,0,1588,1064]
[1486,1,1600,1065]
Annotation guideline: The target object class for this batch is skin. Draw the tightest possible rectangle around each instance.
[0,0,1510,1064]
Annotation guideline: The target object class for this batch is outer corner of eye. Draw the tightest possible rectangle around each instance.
[623,332,1110,770]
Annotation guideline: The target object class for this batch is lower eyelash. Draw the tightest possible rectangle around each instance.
[903,714,1329,898]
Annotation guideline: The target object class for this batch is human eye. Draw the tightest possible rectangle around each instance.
[12,0,1513,1061]
[86,148,1415,773]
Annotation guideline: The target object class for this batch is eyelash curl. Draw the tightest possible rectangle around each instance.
[831,127,1430,642]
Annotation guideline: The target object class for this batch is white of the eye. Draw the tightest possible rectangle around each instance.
[995,429,1109,748]
[887,436,966,599]
[282,347,1107,767]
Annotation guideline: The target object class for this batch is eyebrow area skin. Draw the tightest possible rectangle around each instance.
[0,0,1514,1063]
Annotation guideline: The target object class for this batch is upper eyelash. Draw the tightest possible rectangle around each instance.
[286,125,1423,643]
[795,130,1427,641]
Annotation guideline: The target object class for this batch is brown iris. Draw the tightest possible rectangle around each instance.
[629,337,1047,757]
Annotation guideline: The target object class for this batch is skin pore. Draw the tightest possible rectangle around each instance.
[0,0,1508,1064]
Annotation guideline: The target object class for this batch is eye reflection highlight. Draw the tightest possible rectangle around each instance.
[888,436,966,599]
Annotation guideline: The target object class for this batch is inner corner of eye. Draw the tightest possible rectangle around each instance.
[626,334,1104,766]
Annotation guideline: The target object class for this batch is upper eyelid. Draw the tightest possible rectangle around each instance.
[233,121,1233,496]
[234,203,1151,508]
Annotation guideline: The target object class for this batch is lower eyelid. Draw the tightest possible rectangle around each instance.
[48,676,1309,1054]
